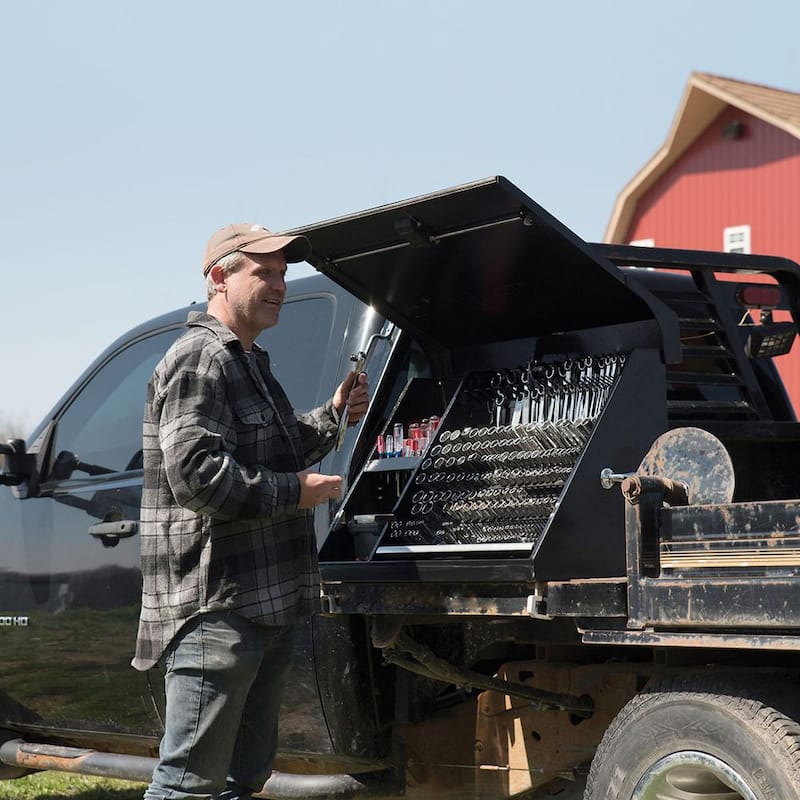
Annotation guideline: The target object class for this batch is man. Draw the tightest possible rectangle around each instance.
[132,223,369,800]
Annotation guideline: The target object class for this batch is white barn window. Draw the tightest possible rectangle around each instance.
[723,225,751,254]
[629,238,655,247]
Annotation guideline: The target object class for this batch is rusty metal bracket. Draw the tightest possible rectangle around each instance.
[526,592,553,620]
[621,475,689,507]
[321,591,342,614]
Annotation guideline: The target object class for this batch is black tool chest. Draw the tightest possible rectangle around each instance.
[305,177,677,579]
[321,343,668,580]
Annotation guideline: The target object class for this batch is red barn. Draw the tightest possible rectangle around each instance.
[605,71,800,410]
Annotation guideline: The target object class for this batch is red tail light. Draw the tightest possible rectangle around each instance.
[737,285,782,309]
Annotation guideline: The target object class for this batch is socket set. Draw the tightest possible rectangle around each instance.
[379,355,625,551]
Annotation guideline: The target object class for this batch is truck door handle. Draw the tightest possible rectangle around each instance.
[88,520,139,539]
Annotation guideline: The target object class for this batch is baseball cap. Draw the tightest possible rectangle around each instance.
[202,223,311,276]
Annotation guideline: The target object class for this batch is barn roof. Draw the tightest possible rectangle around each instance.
[604,72,800,243]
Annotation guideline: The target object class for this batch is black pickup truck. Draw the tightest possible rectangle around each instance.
[3,177,800,800]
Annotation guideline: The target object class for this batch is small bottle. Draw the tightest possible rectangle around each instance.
[385,434,394,457]
[376,435,386,459]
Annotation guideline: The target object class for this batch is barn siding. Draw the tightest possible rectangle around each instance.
[627,106,800,260]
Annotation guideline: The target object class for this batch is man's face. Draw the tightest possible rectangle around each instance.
[224,250,288,340]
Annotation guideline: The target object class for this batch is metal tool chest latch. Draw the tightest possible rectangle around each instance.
[526,593,553,620]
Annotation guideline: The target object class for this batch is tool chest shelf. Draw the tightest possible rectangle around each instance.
[363,457,420,473]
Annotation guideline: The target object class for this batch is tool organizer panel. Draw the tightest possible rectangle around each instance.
[336,353,631,560]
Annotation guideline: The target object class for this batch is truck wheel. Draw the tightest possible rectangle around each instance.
[584,674,800,799]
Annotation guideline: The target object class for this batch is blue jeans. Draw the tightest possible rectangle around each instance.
[144,611,295,800]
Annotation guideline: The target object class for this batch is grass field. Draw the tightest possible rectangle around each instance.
[1,772,146,799]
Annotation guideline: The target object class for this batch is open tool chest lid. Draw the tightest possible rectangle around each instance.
[293,176,673,349]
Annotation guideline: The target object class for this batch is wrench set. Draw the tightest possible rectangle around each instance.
[384,355,626,548]
[476,354,626,428]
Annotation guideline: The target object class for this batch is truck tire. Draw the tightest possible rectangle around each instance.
[584,673,800,800]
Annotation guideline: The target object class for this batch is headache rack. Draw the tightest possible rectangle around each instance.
[597,242,800,427]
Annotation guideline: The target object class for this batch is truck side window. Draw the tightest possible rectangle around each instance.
[256,295,336,412]
[49,295,334,480]
[51,328,182,476]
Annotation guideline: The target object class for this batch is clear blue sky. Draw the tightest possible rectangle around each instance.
[2,0,799,430]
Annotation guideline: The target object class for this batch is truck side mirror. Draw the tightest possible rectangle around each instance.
[0,439,35,487]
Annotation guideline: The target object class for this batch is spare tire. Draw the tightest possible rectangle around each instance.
[584,673,800,799]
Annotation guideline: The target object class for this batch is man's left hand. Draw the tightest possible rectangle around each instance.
[334,372,369,425]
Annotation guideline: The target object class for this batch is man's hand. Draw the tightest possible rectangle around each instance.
[297,470,343,509]
[333,371,370,425]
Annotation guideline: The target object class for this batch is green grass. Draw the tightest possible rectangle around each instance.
[0,771,146,799]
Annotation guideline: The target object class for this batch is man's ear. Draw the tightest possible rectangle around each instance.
[208,264,226,292]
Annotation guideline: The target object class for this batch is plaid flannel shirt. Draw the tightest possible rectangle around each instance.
[132,311,339,670]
